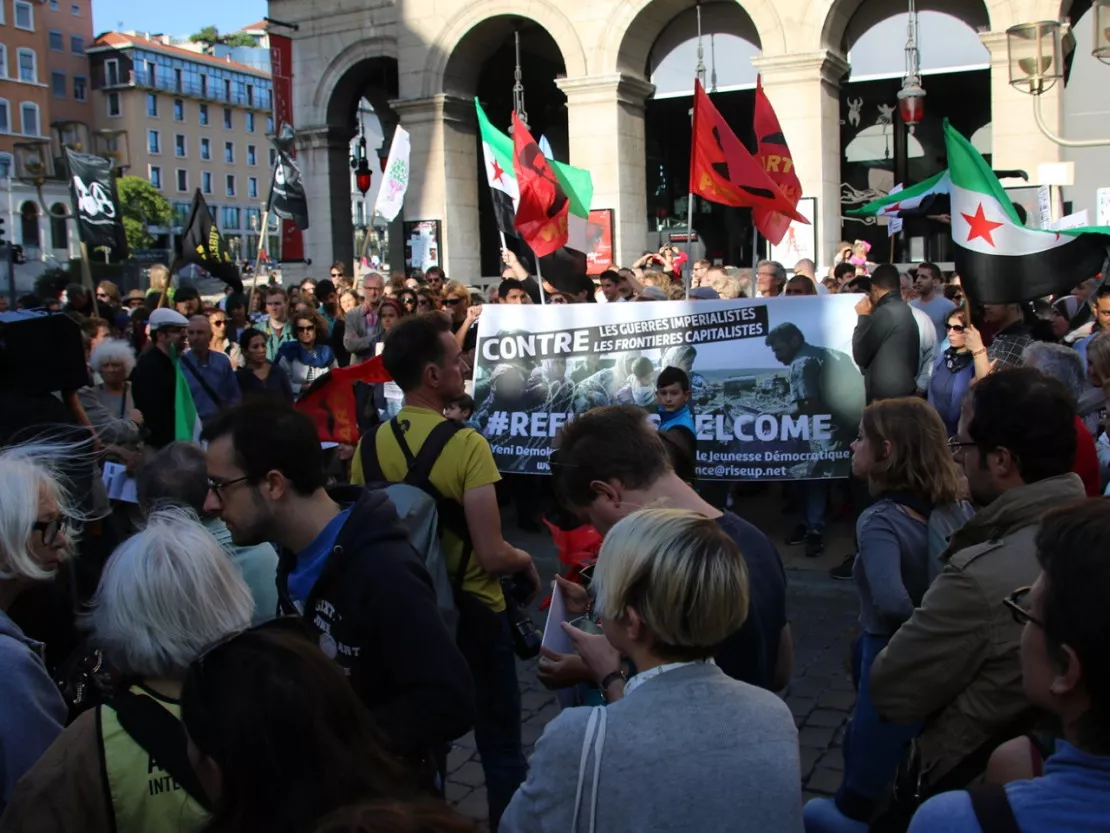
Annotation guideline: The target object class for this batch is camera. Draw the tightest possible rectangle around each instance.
[501,575,542,660]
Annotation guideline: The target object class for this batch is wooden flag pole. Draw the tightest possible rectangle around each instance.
[752,225,759,271]
[534,256,547,305]
[253,159,280,291]
[684,194,695,299]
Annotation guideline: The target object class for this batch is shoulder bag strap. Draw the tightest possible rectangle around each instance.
[570,706,607,833]
[967,784,1021,833]
[109,691,214,812]
[390,416,417,469]
[358,422,388,484]
[179,354,224,408]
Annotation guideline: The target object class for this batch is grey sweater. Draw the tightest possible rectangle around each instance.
[852,499,931,635]
[500,663,803,833]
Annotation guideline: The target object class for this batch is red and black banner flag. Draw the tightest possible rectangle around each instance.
[752,76,804,245]
[294,355,392,444]
[511,111,569,259]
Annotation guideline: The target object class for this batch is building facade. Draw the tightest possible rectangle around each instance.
[88,32,278,264]
[0,0,93,269]
[272,0,1106,281]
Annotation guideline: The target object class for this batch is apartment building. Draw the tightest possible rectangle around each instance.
[0,0,92,262]
[88,32,277,262]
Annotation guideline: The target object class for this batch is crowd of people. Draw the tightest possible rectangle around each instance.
[0,239,1108,833]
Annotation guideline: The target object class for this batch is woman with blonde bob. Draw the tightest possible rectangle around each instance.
[1,507,254,833]
[501,508,803,833]
[805,397,964,833]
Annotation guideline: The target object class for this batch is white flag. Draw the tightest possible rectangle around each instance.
[372,126,411,222]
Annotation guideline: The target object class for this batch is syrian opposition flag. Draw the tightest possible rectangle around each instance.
[474,100,593,251]
[172,347,202,443]
[845,169,951,220]
[945,120,1110,304]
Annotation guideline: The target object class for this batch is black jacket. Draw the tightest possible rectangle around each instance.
[276,486,475,763]
[852,292,921,402]
[130,347,176,448]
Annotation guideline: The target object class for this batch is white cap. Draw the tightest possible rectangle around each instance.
[148,308,190,331]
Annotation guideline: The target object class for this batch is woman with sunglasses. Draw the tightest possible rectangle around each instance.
[1,507,253,833]
[396,289,418,317]
[206,309,243,368]
[235,327,294,403]
[180,626,474,833]
[806,397,963,833]
[927,308,988,438]
[415,288,438,314]
[276,310,338,399]
[0,445,77,814]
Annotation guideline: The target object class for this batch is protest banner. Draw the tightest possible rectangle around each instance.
[472,296,866,481]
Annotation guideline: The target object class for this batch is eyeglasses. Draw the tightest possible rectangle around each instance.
[946,324,966,333]
[296,325,315,332]
[211,319,227,327]
[96,293,109,300]
[417,299,432,307]
[32,517,66,546]
[442,298,463,306]
[1004,586,1046,629]
[207,475,251,501]
[947,437,977,456]
[330,271,341,277]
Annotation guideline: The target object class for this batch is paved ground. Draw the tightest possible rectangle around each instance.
[447,485,861,827]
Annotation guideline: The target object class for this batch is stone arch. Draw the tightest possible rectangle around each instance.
[604,0,785,80]
[424,0,587,98]
[307,37,398,129]
[818,0,993,55]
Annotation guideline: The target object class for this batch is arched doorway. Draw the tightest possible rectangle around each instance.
[633,1,764,266]
[20,201,39,249]
[443,16,569,276]
[49,204,68,251]
[833,0,992,262]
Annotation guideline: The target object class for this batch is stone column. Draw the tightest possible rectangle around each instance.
[391,94,480,280]
[979,31,1063,177]
[556,73,656,268]
[751,50,850,267]
[295,125,355,276]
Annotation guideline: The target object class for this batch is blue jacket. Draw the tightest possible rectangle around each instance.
[928,348,974,438]
[0,609,67,811]
[181,349,242,420]
[658,404,696,435]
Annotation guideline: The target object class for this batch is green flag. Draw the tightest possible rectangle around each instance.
[173,346,202,442]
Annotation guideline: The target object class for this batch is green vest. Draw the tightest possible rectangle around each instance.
[98,686,208,833]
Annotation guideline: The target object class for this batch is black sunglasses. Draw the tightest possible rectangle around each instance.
[296,325,316,332]
[207,474,251,501]
[946,324,966,333]
[1004,586,1046,630]
[442,298,463,306]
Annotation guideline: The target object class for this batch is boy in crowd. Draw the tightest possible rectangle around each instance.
[444,394,480,430]
[655,366,697,484]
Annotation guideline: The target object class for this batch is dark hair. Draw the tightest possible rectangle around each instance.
[497,278,526,299]
[658,430,697,490]
[846,275,872,294]
[225,293,247,313]
[201,398,327,496]
[833,262,857,281]
[966,367,1076,484]
[381,312,451,393]
[174,285,200,302]
[553,405,671,507]
[1094,284,1110,303]
[182,628,421,833]
[871,264,901,291]
[765,322,804,347]
[599,270,621,285]
[1034,498,1110,753]
[238,326,264,352]
[450,393,475,418]
[656,366,690,391]
[265,285,289,302]
[331,260,346,276]
[916,262,943,283]
[315,280,337,301]
[425,267,446,281]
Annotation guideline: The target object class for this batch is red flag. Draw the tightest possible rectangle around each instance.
[689,80,806,223]
[511,111,569,258]
[294,355,392,444]
[752,76,803,245]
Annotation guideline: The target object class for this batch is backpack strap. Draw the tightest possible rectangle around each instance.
[967,784,1020,833]
[359,421,388,484]
[109,690,214,812]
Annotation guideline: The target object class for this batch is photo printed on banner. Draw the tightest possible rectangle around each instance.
[472,296,866,482]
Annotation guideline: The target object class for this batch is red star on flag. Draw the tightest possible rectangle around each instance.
[882,202,903,214]
[490,158,505,184]
[961,202,1005,247]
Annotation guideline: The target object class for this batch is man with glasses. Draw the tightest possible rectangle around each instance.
[344,273,385,366]
[261,286,294,361]
[201,398,474,782]
[867,368,1085,801]
[425,266,446,294]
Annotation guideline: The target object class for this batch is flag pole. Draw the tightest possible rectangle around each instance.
[253,158,280,291]
[685,0,706,301]
[752,226,759,271]
[534,256,547,305]
[684,195,695,299]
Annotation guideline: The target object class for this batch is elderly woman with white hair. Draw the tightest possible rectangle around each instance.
[0,445,74,813]
[0,508,254,833]
[79,339,145,466]
[500,508,803,833]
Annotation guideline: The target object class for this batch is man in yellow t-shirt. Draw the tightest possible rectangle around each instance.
[352,312,537,832]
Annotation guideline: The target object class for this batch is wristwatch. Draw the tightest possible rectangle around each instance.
[600,669,626,702]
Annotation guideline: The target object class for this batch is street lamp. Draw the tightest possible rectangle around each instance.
[897,0,926,133]
[349,112,371,197]
[1006,18,1110,146]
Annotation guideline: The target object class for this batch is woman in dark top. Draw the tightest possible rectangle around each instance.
[927,307,977,438]
[235,327,294,403]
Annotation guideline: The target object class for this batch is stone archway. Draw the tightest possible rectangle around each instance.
[818,0,993,55]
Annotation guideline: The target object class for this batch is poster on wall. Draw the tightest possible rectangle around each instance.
[585,209,614,275]
[472,295,865,481]
[767,196,817,267]
[403,220,442,271]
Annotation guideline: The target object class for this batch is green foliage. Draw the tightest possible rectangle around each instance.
[189,25,221,47]
[116,176,171,252]
[189,26,255,50]
[223,32,257,48]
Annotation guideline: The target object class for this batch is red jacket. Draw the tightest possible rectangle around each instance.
[1073,415,1101,497]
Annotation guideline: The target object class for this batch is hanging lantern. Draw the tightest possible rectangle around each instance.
[898,0,926,133]
[350,131,371,196]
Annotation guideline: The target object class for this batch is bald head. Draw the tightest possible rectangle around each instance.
[186,315,212,353]
[794,259,816,278]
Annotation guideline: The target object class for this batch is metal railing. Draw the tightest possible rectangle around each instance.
[102,68,272,111]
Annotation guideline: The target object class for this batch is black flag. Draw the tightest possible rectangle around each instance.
[271,151,309,230]
[65,148,128,259]
[179,189,243,292]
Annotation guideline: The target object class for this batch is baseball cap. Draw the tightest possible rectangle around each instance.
[689,286,720,300]
[148,308,190,331]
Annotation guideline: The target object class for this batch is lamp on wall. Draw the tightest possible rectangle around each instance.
[350,113,372,196]
[896,0,926,133]
[1006,18,1110,147]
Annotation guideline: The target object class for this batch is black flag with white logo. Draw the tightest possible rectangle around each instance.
[271,151,309,230]
[65,148,128,259]
[179,189,243,292]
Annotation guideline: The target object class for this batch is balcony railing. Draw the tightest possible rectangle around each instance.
[104,67,272,111]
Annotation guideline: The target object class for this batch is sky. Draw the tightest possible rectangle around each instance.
[92,0,268,38]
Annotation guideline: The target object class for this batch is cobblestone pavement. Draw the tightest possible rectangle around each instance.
[445,555,861,827]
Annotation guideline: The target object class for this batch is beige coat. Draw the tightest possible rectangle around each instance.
[870,473,1086,786]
